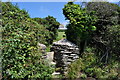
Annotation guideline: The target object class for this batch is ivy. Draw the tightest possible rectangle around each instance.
[2,2,53,79]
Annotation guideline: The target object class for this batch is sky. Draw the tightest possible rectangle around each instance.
[4,0,120,2]
[11,1,119,26]
[12,2,71,26]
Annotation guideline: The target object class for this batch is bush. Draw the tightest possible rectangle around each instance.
[2,2,53,79]
[66,53,119,79]
[86,2,120,61]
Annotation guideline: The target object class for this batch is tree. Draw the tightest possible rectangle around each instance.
[86,2,120,61]
[44,16,60,44]
[33,16,60,45]
[63,2,96,54]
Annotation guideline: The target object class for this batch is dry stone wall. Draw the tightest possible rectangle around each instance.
[37,43,47,59]
[51,39,80,74]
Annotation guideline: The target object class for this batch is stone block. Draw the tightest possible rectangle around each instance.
[51,39,80,74]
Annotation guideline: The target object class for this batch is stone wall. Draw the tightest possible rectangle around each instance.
[51,39,80,74]
[37,43,47,59]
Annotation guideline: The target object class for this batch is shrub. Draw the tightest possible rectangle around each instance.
[86,2,120,61]
[2,2,53,79]
[66,53,119,79]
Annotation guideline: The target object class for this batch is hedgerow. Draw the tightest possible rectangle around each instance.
[2,2,53,79]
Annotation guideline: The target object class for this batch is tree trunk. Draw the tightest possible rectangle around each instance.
[79,40,86,56]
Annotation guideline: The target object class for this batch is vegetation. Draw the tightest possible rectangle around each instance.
[33,16,60,45]
[67,52,119,79]
[63,2,97,54]
[86,2,120,61]
[2,2,54,79]
[1,1,120,80]
[63,1,120,79]
[56,30,66,41]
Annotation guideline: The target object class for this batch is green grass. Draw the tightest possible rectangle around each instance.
[56,30,66,41]
[55,30,66,41]
[46,30,66,52]
[46,45,51,52]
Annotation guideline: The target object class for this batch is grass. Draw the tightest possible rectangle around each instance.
[56,30,66,41]
[46,30,66,52]
[46,45,51,52]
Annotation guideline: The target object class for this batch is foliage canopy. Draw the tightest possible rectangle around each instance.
[63,2,97,54]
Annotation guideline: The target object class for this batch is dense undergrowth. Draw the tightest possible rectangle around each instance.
[63,2,120,80]
[66,50,120,79]
[2,2,57,79]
